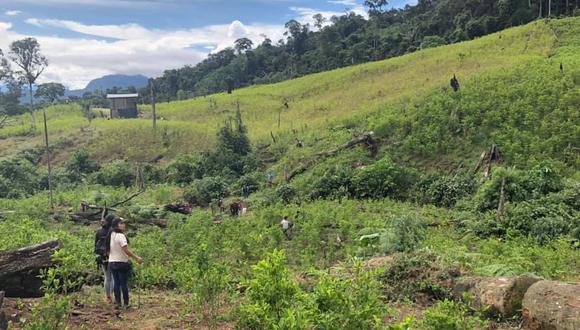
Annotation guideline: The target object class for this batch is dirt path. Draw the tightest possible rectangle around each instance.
[4,287,234,330]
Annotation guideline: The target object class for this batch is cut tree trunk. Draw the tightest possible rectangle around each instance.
[0,240,63,298]
[522,280,580,330]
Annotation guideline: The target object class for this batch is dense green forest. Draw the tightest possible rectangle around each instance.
[144,0,578,102]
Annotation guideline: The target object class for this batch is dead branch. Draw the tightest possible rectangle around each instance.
[286,132,377,182]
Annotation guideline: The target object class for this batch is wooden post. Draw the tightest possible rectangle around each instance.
[150,79,157,133]
[42,108,54,210]
[496,177,506,219]
[0,291,7,330]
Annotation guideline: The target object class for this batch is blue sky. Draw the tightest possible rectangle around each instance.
[0,0,416,89]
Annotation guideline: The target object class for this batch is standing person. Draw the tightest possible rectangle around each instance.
[107,217,144,309]
[280,216,293,240]
[95,214,115,303]
[267,172,274,186]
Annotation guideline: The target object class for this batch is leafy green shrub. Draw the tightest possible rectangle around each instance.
[275,184,299,204]
[0,156,42,198]
[312,263,384,330]
[91,160,135,187]
[421,35,446,49]
[236,249,301,329]
[309,166,353,200]
[65,149,99,180]
[184,176,228,206]
[389,215,427,252]
[418,172,477,207]
[503,187,580,244]
[473,162,563,212]
[165,154,204,184]
[421,299,487,330]
[351,156,414,200]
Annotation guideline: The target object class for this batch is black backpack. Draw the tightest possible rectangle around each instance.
[94,228,109,258]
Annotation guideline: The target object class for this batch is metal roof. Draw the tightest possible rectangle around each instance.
[107,94,139,99]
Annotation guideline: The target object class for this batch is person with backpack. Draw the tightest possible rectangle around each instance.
[95,214,115,303]
[107,217,144,309]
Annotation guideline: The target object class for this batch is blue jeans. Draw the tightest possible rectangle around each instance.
[109,262,131,307]
[100,263,114,298]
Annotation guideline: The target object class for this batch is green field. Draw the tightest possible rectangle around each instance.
[1,19,575,165]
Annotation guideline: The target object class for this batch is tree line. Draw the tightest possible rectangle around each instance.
[143,0,578,102]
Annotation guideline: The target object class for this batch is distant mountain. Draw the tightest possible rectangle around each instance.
[84,74,149,92]
[65,74,149,98]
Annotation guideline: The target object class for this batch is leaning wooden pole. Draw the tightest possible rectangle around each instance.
[42,108,54,210]
[150,78,157,134]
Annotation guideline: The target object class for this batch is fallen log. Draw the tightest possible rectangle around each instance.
[139,219,168,228]
[0,240,63,298]
[286,132,377,182]
[164,203,192,215]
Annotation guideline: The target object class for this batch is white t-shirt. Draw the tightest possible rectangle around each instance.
[281,219,290,230]
[109,232,129,263]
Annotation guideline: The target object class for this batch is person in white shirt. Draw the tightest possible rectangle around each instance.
[280,216,292,240]
[107,217,143,309]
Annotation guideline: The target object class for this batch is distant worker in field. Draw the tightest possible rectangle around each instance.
[94,214,115,303]
[230,200,243,217]
[295,138,304,148]
[107,217,144,309]
[267,172,274,186]
[280,216,293,240]
[560,62,564,74]
[450,74,460,92]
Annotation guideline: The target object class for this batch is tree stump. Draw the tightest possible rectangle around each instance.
[0,240,63,298]
[522,281,580,330]
[454,276,541,318]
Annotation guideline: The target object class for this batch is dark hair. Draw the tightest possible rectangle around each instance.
[105,216,128,254]
[102,214,115,230]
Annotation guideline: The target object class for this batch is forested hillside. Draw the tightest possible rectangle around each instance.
[0,17,578,330]
[146,0,578,101]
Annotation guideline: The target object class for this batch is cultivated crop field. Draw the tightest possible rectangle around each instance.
[0,18,578,330]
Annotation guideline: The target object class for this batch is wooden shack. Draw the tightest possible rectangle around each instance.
[107,94,139,119]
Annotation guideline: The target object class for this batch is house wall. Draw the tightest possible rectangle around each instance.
[110,97,138,118]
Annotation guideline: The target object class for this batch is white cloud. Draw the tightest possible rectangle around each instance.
[290,1,367,26]
[0,19,284,89]
[4,10,22,16]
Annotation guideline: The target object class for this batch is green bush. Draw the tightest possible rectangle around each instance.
[65,149,99,180]
[165,154,204,184]
[473,162,563,212]
[236,250,300,329]
[418,172,477,207]
[184,176,228,206]
[421,299,487,330]
[351,156,414,200]
[309,166,353,200]
[312,264,384,330]
[91,160,135,187]
[275,184,299,204]
[0,156,42,198]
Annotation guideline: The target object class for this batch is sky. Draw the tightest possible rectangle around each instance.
[0,0,417,89]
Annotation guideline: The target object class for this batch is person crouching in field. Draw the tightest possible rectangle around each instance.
[95,214,115,303]
[107,217,144,309]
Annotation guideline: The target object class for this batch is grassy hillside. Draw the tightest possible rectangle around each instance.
[0,18,576,165]
[0,18,578,329]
